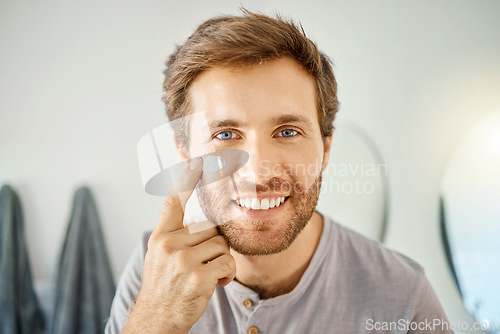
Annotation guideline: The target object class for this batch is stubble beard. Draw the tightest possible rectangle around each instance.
[196,174,323,256]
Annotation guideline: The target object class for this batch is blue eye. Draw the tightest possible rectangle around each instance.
[278,129,298,138]
[216,131,234,140]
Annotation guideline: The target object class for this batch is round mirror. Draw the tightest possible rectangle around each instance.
[316,121,389,241]
[441,111,500,330]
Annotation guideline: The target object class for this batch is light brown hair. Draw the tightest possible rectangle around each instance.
[162,9,339,148]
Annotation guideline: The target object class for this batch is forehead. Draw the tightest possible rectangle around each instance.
[187,57,319,128]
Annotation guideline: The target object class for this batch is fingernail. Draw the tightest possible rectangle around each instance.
[189,157,202,170]
[202,155,225,172]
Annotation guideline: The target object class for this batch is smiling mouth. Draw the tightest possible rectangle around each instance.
[232,196,290,210]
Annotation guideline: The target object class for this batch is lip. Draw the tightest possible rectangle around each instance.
[231,196,290,220]
[233,194,290,201]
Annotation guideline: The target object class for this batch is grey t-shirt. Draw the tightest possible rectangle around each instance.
[105,212,453,333]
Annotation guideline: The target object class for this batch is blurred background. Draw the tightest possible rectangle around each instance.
[1,0,499,332]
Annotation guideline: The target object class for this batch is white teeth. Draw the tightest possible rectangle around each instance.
[251,198,260,210]
[236,197,287,210]
[245,198,252,208]
[269,198,276,208]
[261,198,269,210]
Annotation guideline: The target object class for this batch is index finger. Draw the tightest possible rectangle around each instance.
[154,157,203,234]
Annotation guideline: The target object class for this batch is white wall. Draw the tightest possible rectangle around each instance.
[1,0,499,330]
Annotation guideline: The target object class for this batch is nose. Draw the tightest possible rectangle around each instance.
[236,135,286,185]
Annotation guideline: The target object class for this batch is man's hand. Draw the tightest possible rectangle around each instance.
[123,157,236,334]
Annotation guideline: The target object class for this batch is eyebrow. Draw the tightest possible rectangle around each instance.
[272,114,313,128]
[208,119,245,130]
[207,113,314,130]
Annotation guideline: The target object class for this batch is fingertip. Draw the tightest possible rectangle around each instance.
[189,157,203,170]
[217,277,235,287]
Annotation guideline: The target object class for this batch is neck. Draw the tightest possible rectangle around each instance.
[230,211,324,299]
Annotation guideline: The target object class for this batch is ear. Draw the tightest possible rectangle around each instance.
[174,135,190,161]
[321,136,333,172]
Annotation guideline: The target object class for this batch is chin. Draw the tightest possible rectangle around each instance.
[217,213,309,256]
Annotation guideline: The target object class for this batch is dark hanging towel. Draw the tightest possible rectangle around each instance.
[0,184,45,334]
[49,186,115,334]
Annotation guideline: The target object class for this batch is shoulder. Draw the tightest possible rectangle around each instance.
[322,215,427,306]
[105,231,151,334]
[326,215,423,273]
[325,222,452,328]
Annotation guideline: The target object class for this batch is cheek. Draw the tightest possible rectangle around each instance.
[282,152,323,189]
[281,135,325,166]
[187,143,207,158]
[200,170,230,194]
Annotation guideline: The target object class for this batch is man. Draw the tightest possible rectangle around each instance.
[106,10,453,334]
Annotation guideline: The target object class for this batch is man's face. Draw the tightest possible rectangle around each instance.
[185,56,332,255]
